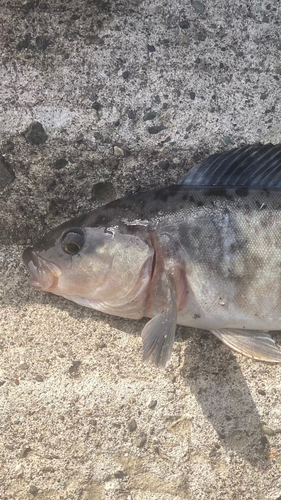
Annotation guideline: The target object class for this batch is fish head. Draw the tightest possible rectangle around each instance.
[23,215,154,318]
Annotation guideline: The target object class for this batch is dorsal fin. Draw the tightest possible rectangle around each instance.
[178,144,281,188]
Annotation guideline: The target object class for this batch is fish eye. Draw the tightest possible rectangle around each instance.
[61,229,85,255]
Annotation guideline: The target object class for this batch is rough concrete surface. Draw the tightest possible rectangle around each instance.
[1,0,281,499]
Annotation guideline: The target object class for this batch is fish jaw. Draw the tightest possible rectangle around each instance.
[23,247,62,291]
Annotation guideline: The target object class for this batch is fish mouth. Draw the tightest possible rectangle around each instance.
[22,247,62,291]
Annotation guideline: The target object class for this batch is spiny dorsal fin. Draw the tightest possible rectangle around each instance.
[178,144,281,188]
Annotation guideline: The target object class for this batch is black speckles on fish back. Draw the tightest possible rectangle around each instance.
[77,185,280,237]
[204,187,234,200]
[235,187,249,197]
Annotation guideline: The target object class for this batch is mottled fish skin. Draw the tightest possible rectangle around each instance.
[150,186,281,331]
[27,185,281,331]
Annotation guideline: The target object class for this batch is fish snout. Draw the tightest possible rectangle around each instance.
[22,247,61,291]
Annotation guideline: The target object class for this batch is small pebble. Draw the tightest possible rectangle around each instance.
[94,132,103,141]
[114,470,125,478]
[159,160,170,171]
[68,360,81,376]
[143,111,156,121]
[147,44,155,52]
[190,91,196,100]
[262,425,275,436]
[19,446,31,458]
[136,434,147,448]
[127,418,137,432]
[172,158,181,165]
[260,93,268,100]
[209,447,217,457]
[148,125,167,135]
[0,157,15,191]
[179,20,190,29]
[29,485,38,496]
[128,110,136,120]
[113,422,121,428]
[92,102,102,111]
[35,36,50,51]
[24,122,48,145]
[191,0,205,13]
[34,375,44,382]
[92,182,116,204]
[220,136,230,147]
[122,70,130,80]
[114,146,124,157]
[148,399,157,409]
[15,464,24,478]
[54,158,68,169]
[19,362,29,370]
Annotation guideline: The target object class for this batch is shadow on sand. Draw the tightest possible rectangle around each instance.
[180,329,271,467]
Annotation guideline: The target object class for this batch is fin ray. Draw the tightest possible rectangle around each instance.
[178,144,281,188]
[211,328,281,363]
[142,274,177,367]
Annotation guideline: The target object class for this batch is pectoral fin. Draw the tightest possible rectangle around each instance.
[142,274,177,367]
[211,328,281,363]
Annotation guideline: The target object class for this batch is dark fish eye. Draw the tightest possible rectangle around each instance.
[61,229,85,255]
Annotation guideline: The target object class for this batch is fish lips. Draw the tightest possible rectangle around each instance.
[22,247,62,291]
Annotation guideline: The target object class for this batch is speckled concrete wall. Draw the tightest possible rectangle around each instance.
[1,1,281,499]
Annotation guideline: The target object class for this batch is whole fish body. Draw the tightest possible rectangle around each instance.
[23,144,281,366]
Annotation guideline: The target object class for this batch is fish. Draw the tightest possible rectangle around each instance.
[23,143,281,367]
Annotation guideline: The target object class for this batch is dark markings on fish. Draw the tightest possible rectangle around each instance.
[204,187,229,198]
[235,187,249,197]
[182,194,188,201]
[148,206,159,216]
[154,189,169,202]
[193,313,201,319]
[169,185,182,197]
[116,201,131,210]
[189,195,195,203]
[197,200,204,207]
[190,226,202,239]
[91,214,112,228]
[262,188,270,197]
[229,241,245,254]
[160,192,169,202]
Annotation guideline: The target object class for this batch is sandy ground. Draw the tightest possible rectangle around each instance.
[1,1,281,499]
